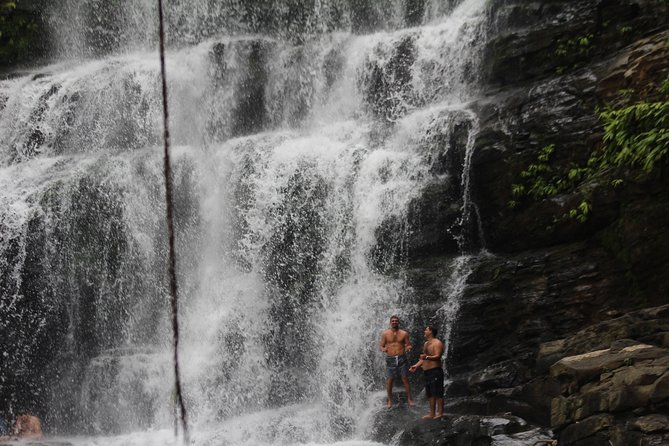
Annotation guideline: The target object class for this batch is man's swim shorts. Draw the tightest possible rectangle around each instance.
[386,354,409,378]
[424,367,444,398]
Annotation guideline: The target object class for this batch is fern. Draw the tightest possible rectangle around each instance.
[598,102,669,171]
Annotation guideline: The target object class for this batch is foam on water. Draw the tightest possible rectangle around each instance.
[46,0,470,59]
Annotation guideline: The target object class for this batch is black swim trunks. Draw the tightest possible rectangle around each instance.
[424,367,444,398]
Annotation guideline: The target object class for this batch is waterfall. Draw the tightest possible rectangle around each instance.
[0,0,489,444]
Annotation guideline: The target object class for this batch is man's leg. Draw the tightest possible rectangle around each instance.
[436,397,444,418]
[422,397,436,419]
[386,377,394,407]
[401,376,415,406]
[435,368,444,417]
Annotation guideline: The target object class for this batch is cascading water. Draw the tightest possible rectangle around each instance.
[0,0,489,444]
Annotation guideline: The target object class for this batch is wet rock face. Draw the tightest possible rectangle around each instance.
[406,112,477,258]
[483,0,669,87]
[472,7,669,256]
[401,0,669,445]
[207,41,272,142]
[597,29,669,105]
[372,410,555,446]
[359,35,417,122]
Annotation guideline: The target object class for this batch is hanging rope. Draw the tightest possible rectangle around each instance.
[157,0,189,443]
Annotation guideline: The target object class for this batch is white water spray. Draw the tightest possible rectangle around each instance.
[0,0,489,444]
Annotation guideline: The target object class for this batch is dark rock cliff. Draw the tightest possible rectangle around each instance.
[390,0,669,444]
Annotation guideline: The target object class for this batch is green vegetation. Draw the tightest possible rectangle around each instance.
[510,82,669,224]
[618,88,635,101]
[553,33,596,75]
[509,143,594,223]
[660,75,669,96]
[555,33,594,57]
[510,144,569,200]
[618,25,633,35]
[597,101,669,172]
[0,0,45,67]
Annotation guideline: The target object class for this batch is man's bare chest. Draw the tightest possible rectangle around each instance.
[386,330,404,343]
[425,340,439,354]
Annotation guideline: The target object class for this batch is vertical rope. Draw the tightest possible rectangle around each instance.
[157,0,189,443]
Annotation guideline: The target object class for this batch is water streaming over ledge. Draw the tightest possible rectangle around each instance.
[0,0,490,444]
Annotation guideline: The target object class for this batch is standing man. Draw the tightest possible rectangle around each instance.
[409,325,445,419]
[380,315,415,408]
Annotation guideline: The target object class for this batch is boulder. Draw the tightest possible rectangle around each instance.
[394,413,549,446]
[558,413,613,445]
[550,343,668,393]
[546,340,669,445]
[628,414,669,433]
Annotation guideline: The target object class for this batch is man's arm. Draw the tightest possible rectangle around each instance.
[409,360,423,373]
[410,342,428,372]
[380,331,388,353]
[424,340,444,362]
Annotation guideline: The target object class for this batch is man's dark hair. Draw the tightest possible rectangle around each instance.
[427,325,438,337]
[390,315,400,321]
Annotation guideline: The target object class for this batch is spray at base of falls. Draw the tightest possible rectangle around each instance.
[0,0,490,443]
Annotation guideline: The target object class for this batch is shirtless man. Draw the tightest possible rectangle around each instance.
[409,325,445,419]
[380,315,414,408]
[0,414,43,441]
